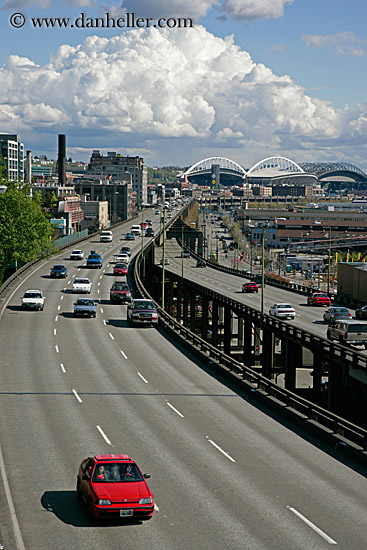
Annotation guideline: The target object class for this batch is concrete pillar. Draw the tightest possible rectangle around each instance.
[238,317,244,347]
[211,301,219,348]
[183,287,189,327]
[243,321,252,368]
[262,328,274,379]
[176,283,182,323]
[190,291,196,333]
[223,306,232,356]
[284,340,302,392]
[202,295,209,341]
[312,354,323,403]
[328,362,346,417]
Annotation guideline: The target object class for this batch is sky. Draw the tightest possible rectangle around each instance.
[0,0,366,170]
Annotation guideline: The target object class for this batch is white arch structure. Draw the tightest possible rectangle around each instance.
[247,156,304,175]
[184,157,246,176]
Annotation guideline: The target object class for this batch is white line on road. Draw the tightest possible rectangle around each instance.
[100,275,103,279]
[96,425,112,445]
[207,438,235,462]
[61,295,64,300]
[57,305,61,311]
[103,319,107,326]
[55,345,59,353]
[98,282,101,286]
[167,402,184,418]
[0,444,26,550]
[67,280,71,285]
[154,502,160,511]
[109,332,114,340]
[287,507,337,544]
[98,290,100,294]
[72,389,83,403]
[138,372,148,383]
[54,328,57,336]
[100,307,104,314]
[55,316,58,322]
[60,363,66,373]
[120,350,128,359]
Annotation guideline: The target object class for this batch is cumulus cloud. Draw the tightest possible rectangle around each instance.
[303,32,367,57]
[1,0,51,8]
[0,25,365,166]
[220,0,294,21]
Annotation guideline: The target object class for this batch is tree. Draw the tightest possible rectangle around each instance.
[0,183,55,284]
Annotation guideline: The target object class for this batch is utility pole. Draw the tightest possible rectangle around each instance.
[261,225,265,317]
[162,212,166,310]
[181,224,184,279]
[327,226,331,294]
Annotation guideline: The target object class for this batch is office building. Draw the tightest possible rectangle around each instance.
[0,134,24,182]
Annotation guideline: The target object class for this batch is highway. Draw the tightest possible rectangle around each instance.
[0,213,366,550]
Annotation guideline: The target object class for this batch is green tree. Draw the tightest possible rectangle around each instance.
[0,183,55,284]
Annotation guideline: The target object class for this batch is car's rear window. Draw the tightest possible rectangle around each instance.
[348,324,367,333]
[135,301,155,309]
[278,304,292,309]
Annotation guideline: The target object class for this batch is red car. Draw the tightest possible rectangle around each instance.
[113,263,128,276]
[307,293,331,306]
[77,454,154,521]
[242,282,259,293]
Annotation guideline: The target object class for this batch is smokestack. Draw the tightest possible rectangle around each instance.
[26,150,32,184]
[58,134,66,186]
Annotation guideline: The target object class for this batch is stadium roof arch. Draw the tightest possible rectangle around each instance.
[246,156,317,186]
[300,162,367,183]
[183,157,246,176]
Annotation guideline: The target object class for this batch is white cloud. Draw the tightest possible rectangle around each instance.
[1,0,51,8]
[303,32,367,57]
[0,25,365,167]
[120,0,213,20]
[220,0,294,21]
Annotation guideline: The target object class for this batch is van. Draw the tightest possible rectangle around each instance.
[131,225,142,236]
[100,230,113,242]
[327,320,367,347]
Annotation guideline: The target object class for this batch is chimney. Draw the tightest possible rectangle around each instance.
[58,134,66,186]
[26,150,32,184]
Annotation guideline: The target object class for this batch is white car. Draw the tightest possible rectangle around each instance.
[21,289,45,310]
[269,303,295,320]
[70,249,84,260]
[72,278,92,293]
[116,254,129,264]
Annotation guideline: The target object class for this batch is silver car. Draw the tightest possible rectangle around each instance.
[323,307,352,324]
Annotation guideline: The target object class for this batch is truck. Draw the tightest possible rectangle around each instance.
[87,251,103,269]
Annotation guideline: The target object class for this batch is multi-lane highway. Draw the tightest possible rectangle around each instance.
[1,214,366,550]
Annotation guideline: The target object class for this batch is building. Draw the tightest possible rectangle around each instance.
[87,150,147,205]
[337,262,367,303]
[73,177,135,222]
[0,134,24,182]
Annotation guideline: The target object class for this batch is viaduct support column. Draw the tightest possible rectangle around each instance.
[328,362,346,417]
[262,328,274,379]
[190,291,197,333]
[223,306,232,356]
[202,295,209,341]
[211,301,219,348]
[284,340,302,392]
[243,321,252,368]
[312,354,323,403]
[176,283,182,324]
[182,287,189,328]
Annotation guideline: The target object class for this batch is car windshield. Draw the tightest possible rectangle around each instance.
[114,284,129,291]
[75,279,90,284]
[92,463,143,482]
[115,264,127,268]
[77,299,94,306]
[24,291,41,298]
[135,301,155,309]
[315,294,328,297]
[72,250,82,254]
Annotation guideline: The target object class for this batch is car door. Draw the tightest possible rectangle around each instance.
[80,458,94,502]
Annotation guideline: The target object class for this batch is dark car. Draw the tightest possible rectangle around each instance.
[182,250,190,258]
[110,282,132,303]
[196,260,207,268]
[120,246,132,256]
[355,305,367,319]
[242,282,259,293]
[127,299,158,326]
[50,264,68,278]
[145,228,155,237]
[124,233,135,241]
[74,298,96,318]
[76,454,154,521]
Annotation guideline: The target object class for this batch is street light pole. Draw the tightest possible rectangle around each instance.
[261,225,265,317]
[141,205,144,257]
[327,226,331,294]
[181,224,184,279]
[162,212,166,310]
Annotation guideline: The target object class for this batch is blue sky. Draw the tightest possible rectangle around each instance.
[1,0,366,169]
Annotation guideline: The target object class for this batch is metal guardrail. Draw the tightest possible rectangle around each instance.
[134,237,367,457]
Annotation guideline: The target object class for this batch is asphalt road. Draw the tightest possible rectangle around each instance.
[0,214,366,550]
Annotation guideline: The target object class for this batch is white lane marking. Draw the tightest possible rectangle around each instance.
[55,315,58,322]
[98,289,100,294]
[167,402,184,418]
[120,350,128,359]
[67,280,71,285]
[60,363,66,373]
[57,305,61,311]
[154,502,160,511]
[103,269,106,273]
[207,438,235,462]
[287,507,337,544]
[97,425,112,445]
[78,268,81,271]
[54,328,57,336]
[72,389,83,403]
[109,332,114,340]
[55,345,59,353]
[98,282,101,287]
[100,308,104,314]
[138,372,148,383]
[100,275,103,279]
[61,295,64,300]
[103,319,107,325]
[0,444,26,550]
